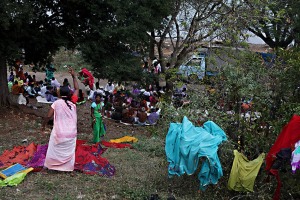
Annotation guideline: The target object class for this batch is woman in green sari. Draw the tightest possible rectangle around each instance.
[91,94,106,143]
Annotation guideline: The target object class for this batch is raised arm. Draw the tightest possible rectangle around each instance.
[69,66,79,97]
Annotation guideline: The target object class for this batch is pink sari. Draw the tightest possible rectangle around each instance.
[44,99,77,171]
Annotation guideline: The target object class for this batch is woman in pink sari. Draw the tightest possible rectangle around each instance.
[42,67,79,171]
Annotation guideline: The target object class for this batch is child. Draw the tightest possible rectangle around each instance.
[91,94,106,143]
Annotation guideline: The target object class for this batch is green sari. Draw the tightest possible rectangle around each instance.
[92,103,106,143]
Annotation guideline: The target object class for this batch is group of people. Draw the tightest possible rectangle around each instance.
[7,61,161,174]
[86,80,161,127]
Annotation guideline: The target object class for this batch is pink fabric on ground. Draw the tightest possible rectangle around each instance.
[44,99,77,171]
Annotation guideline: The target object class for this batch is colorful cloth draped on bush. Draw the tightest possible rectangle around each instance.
[1,140,115,177]
[266,115,300,200]
[228,150,265,192]
[101,141,133,149]
[291,140,300,173]
[0,143,36,169]
[110,136,138,143]
[165,116,227,191]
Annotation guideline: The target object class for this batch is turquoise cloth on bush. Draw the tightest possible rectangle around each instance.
[165,116,227,191]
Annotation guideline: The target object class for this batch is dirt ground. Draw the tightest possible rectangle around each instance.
[1,69,172,200]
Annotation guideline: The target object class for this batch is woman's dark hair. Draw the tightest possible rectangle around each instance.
[79,89,83,97]
[60,86,72,110]
[63,78,69,86]
[95,82,100,89]
[95,93,102,99]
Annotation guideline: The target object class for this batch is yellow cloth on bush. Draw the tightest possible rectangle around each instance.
[228,150,265,192]
[110,136,138,143]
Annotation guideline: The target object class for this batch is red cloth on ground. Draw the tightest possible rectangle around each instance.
[101,141,133,149]
[0,140,116,176]
[0,143,37,169]
[75,140,115,176]
[266,115,300,170]
[266,115,300,200]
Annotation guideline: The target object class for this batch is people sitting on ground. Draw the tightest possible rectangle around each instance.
[8,72,14,82]
[45,86,57,102]
[51,77,61,89]
[14,75,24,86]
[87,89,95,102]
[24,83,36,97]
[77,89,86,105]
[135,107,147,126]
[143,88,151,101]
[104,96,113,118]
[95,83,105,96]
[114,81,125,92]
[121,105,135,124]
[140,97,149,112]
[149,91,159,107]
[11,81,24,95]
[8,81,13,93]
[111,100,123,121]
[34,81,42,93]
[32,75,36,85]
[91,93,106,143]
[147,107,159,125]
[104,81,115,95]
[38,81,47,98]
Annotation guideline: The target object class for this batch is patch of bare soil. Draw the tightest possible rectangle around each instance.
[0,99,151,154]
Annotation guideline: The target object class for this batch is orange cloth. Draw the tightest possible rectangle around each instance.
[11,85,23,95]
[0,143,37,169]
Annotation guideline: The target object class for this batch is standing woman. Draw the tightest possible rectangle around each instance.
[42,66,79,171]
[91,94,106,143]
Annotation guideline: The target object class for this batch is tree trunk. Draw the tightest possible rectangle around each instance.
[0,57,10,107]
[149,30,155,60]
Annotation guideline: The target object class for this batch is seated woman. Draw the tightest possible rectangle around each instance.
[121,106,135,124]
[76,89,86,105]
[11,81,24,95]
[45,86,57,102]
[42,66,79,172]
[147,107,159,125]
[135,107,147,126]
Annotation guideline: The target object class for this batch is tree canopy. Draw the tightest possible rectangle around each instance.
[231,0,300,49]
[0,0,174,105]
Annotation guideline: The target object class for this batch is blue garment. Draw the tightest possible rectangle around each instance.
[147,112,159,125]
[165,116,227,191]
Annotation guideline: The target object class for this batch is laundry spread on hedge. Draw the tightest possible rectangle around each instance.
[228,150,265,192]
[266,115,300,200]
[165,116,227,191]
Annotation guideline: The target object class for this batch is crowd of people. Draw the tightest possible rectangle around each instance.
[8,61,161,127]
[6,61,162,173]
[86,80,161,126]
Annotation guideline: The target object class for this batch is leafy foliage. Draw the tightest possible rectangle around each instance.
[157,47,300,199]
